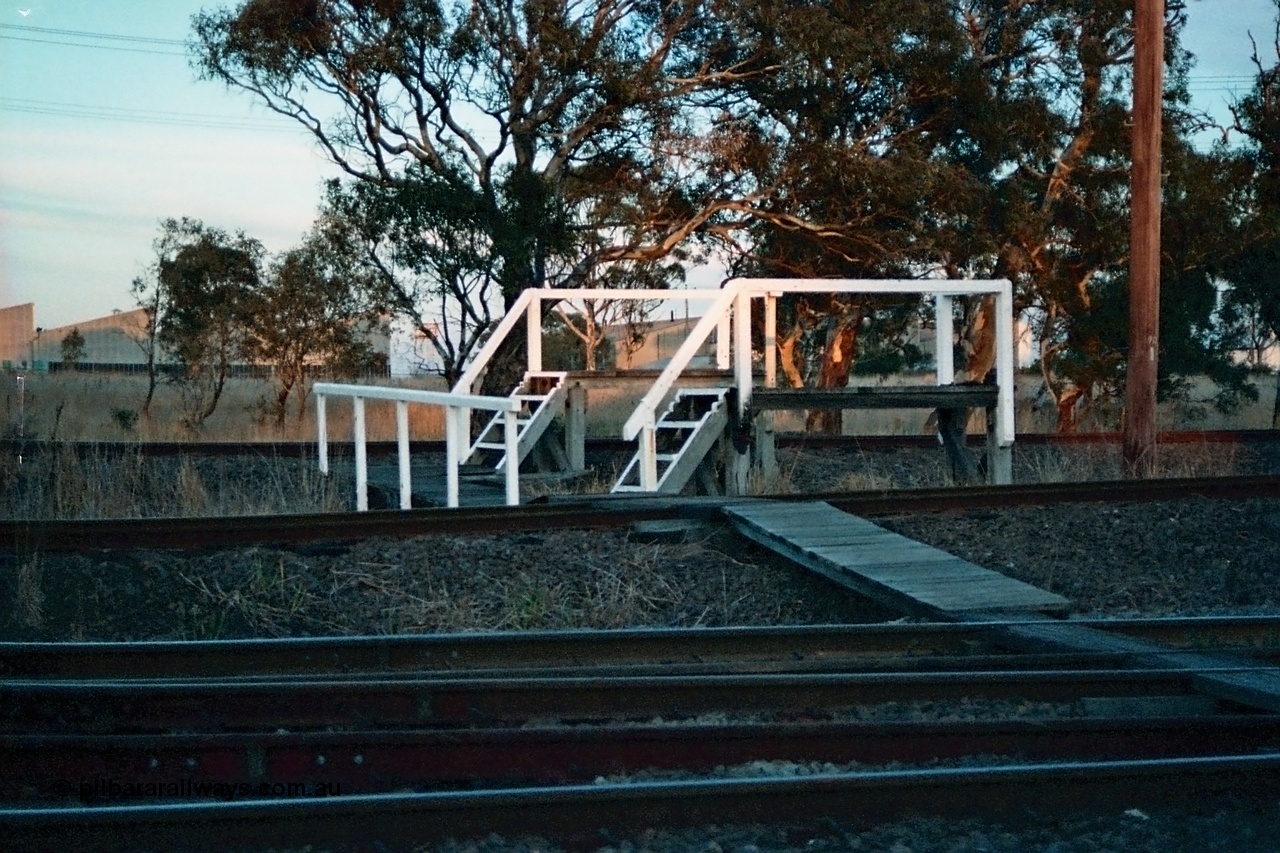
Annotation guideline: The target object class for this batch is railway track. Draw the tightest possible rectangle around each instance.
[6,618,1280,850]
[6,473,1279,553]
[5,428,1278,458]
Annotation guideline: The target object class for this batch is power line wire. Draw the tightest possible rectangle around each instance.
[0,22,186,45]
[0,97,296,133]
[0,34,186,56]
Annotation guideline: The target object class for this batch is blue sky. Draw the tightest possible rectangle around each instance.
[1,0,1278,330]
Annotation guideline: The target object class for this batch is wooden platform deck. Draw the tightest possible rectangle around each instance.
[724,500,1069,617]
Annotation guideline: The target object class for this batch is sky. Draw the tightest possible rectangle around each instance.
[1,1,1278,331]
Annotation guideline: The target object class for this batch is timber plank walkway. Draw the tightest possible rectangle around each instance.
[724,501,1069,617]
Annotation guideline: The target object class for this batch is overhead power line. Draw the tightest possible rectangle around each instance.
[0,22,187,56]
[0,34,186,56]
[0,97,296,133]
[0,22,186,45]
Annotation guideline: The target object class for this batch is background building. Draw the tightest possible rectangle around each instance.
[0,303,36,368]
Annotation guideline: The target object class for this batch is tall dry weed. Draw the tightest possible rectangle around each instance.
[2,372,448,443]
[15,555,43,629]
[1,444,351,520]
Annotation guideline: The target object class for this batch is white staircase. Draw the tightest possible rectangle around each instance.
[464,372,568,474]
[612,388,731,494]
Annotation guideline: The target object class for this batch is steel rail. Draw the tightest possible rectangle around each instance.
[6,617,1280,681]
[6,754,1280,852]
[6,474,1278,553]
[8,715,1280,804]
[0,668,1202,734]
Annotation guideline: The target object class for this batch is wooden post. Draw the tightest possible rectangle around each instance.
[757,292,779,486]
[504,409,520,506]
[993,282,1015,485]
[445,406,461,509]
[729,291,752,496]
[764,293,777,388]
[565,383,586,471]
[1124,0,1164,479]
[716,312,731,370]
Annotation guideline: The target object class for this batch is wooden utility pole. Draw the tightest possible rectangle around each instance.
[1124,0,1164,479]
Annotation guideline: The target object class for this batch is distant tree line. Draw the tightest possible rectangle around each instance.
[131,217,388,430]
[175,0,1280,431]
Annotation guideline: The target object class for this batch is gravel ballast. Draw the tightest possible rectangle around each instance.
[6,443,1280,852]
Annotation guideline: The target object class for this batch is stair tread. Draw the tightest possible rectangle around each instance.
[657,420,705,428]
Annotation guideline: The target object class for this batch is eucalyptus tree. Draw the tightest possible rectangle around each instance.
[191,0,752,391]
[1220,4,1280,426]
[145,218,264,429]
[707,0,1249,431]
[242,224,386,425]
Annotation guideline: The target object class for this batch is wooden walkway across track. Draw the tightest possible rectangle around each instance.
[985,617,1280,714]
[724,500,1069,618]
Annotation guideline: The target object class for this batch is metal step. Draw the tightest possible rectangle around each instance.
[612,387,730,495]
[464,372,568,474]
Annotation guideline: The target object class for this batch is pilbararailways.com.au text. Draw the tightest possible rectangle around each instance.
[73,777,342,801]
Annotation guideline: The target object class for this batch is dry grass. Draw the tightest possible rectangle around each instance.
[0,371,447,443]
[1020,442,1242,484]
[1,444,352,520]
[171,532,759,638]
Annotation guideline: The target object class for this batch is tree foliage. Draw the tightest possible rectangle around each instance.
[133,215,384,431]
[59,328,86,370]
[242,225,387,424]
[152,218,264,429]
[1219,2,1280,426]
[190,0,1280,432]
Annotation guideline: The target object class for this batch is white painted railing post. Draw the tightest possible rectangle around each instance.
[734,289,753,415]
[936,294,954,386]
[396,400,411,510]
[527,293,542,373]
[445,406,461,509]
[995,282,1015,446]
[317,393,329,475]
[353,396,368,512]
[716,311,731,370]
[640,419,658,490]
[314,381,522,511]
[764,293,778,388]
[504,409,520,506]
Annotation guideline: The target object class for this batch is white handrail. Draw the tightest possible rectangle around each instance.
[452,287,730,395]
[314,382,521,510]
[622,287,739,440]
[452,288,539,395]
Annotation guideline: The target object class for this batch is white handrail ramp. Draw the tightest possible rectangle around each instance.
[314,383,521,510]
